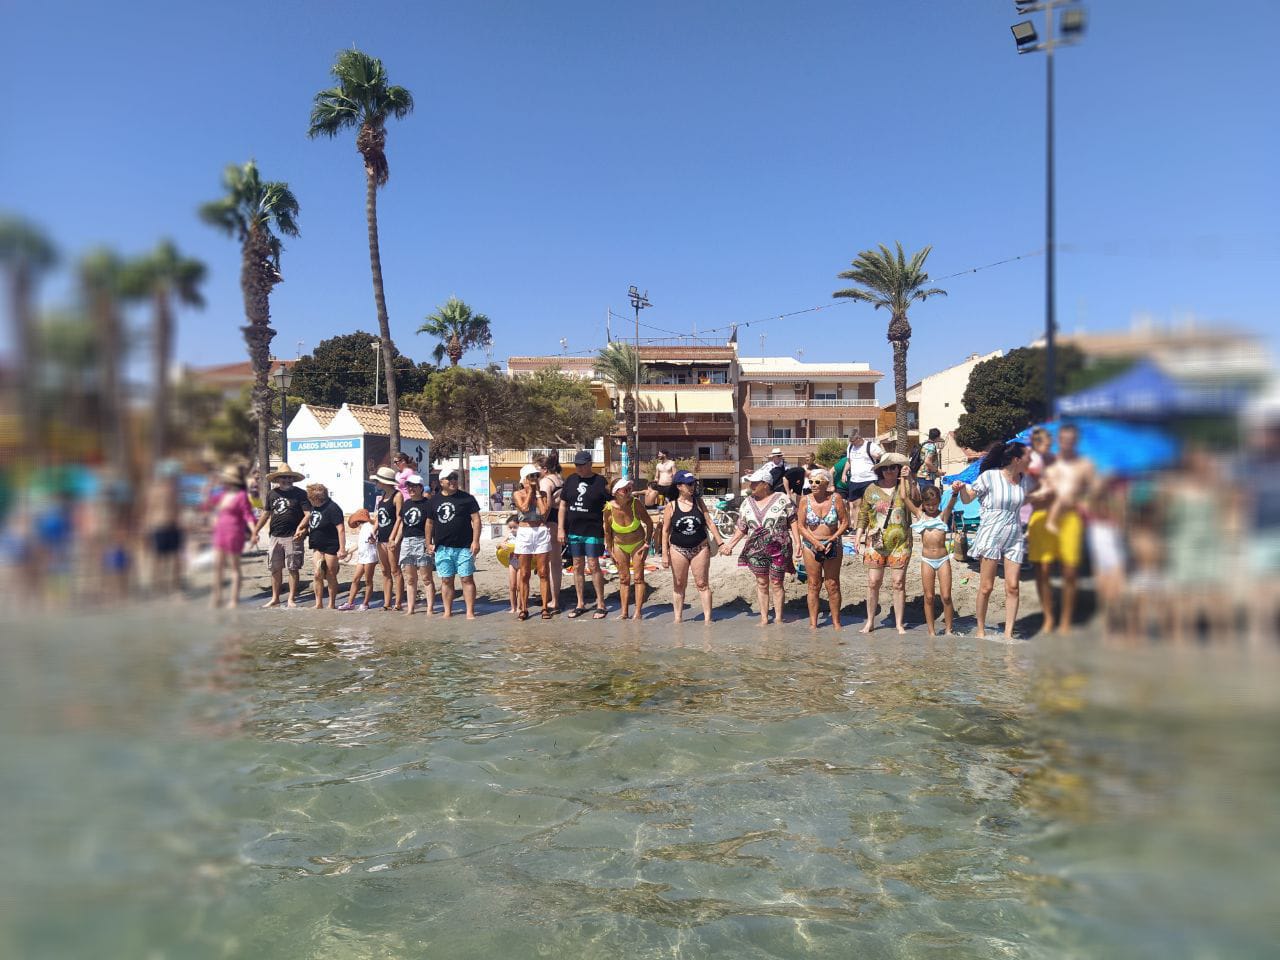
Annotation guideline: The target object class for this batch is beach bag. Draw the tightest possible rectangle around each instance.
[869,490,896,553]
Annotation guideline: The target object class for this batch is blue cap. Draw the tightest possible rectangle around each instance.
[673,470,696,485]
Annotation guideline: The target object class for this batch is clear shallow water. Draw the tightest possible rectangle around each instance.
[2,612,1277,958]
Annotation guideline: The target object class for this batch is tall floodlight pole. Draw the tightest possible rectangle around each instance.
[1011,0,1085,420]
[627,285,651,481]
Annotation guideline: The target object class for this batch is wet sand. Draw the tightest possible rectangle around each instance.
[189,539,1057,636]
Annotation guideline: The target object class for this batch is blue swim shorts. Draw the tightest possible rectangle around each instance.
[433,545,476,578]
[566,534,605,559]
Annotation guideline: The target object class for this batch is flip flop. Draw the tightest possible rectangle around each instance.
[541,609,553,620]
[567,607,587,619]
[592,607,608,619]
[517,611,530,621]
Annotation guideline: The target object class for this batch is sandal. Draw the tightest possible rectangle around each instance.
[541,609,553,620]
[592,607,608,619]
[567,607,587,619]
[517,610,530,621]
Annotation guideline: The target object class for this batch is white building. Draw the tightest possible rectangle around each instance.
[285,403,431,514]
[881,350,1003,472]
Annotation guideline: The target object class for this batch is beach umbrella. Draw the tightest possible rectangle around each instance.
[619,441,629,481]
[1057,359,1247,419]
[1013,417,1178,475]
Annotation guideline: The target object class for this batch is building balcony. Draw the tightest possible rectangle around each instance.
[745,397,879,417]
[634,383,736,415]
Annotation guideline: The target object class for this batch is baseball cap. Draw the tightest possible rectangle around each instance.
[440,469,460,481]
[673,470,696,485]
[744,466,775,484]
[405,473,425,487]
[519,464,539,481]
[573,450,593,465]
[612,478,633,493]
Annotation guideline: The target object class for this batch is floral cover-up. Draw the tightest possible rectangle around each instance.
[736,493,796,581]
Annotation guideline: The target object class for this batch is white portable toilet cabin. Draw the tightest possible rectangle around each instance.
[286,403,432,514]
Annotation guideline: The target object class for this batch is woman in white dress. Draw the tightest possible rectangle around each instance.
[953,441,1045,639]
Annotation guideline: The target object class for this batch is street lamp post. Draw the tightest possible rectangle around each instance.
[1010,0,1085,420]
[627,285,651,481]
[273,361,293,464]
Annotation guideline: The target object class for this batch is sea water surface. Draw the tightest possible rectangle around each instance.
[2,610,1277,958]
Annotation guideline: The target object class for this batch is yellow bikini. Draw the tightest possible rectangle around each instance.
[608,500,645,555]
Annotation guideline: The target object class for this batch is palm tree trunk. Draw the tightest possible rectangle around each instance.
[241,230,277,483]
[152,289,172,465]
[92,289,127,478]
[892,337,909,453]
[8,264,39,451]
[365,171,399,452]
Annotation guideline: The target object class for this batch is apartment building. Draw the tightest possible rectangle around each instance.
[739,357,882,467]
[630,345,740,493]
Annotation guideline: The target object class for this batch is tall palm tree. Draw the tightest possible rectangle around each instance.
[121,241,206,465]
[417,296,493,367]
[199,161,300,479]
[834,242,946,452]
[0,216,58,449]
[308,48,413,453]
[594,343,649,478]
[79,249,129,476]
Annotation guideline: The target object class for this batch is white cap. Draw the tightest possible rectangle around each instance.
[519,464,539,481]
[745,466,775,484]
[612,478,634,494]
[406,473,425,487]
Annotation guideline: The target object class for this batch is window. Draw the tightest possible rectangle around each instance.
[769,428,792,440]
[813,389,837,401]
[698,446,712,459]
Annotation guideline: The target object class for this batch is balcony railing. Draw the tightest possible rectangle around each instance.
[747,398,877,407]
[750,437,830,447]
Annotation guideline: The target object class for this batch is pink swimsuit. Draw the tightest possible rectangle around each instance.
[212,490,257,553]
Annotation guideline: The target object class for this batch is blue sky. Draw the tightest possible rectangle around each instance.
[5,0,1277,395]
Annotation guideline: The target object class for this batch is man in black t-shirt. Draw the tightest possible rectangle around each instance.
[425,469,482,619]
[250,464,312,607]
[558,450,610,617]
[303,483,346,609]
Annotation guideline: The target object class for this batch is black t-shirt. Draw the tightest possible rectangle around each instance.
[427,491,480,548]
[307,498,344,554]
[562,473,609,537]
[783,465,807,492]
[375,493,399,544]
[266,485,310,537]
[668,501,709,548]
[769,462,787,492]
[400,497,428,538]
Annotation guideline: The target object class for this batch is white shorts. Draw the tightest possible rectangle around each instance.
[514,525,551,555]
[1087,522,1125,575]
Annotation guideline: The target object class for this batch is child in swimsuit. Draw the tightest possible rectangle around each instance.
[907,485,958,636]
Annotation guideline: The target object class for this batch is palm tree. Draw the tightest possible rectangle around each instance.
[418,296,493,367]
[121,241,206,465]
[834,242,946,452]
[79,249,129,476]
[594,343,649,478]
[307,48,413,453]
[0,216,58,448]
[199,161,300,480]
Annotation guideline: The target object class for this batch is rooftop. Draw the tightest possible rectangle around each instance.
[738,356,881,378]
[344,404,433,440]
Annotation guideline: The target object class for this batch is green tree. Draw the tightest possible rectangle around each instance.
[405,367,517,473]
[953,345,1085,451]
[833,242,946,451]
[199,160,300,477]
[510,368,614,449]
[289,331,434,408]
[417,296,493,367]
[594,343,650,477]
[0,215,58,448]
[815,437,845,468]
[120,240,206,464]
[308,48,413,454]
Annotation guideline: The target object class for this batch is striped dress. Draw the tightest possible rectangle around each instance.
[968,469,1033,564]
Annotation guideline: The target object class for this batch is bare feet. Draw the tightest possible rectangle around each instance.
[465,613,477,620]
[832,621,843,631]
[286,600,298,609]
[859,621,874,634]
[262,598,280,609]
[615,611,631,620]
[897,626,907,635]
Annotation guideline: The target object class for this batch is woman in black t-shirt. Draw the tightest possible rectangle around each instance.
[370,466,404,610]
[306,483,346,609]
[660,470,724,622]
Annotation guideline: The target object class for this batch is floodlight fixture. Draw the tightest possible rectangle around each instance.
[1060,7,1086,36]
[1011,20,1039,48]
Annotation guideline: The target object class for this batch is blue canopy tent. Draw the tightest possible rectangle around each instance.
[1056,359,1246,419]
